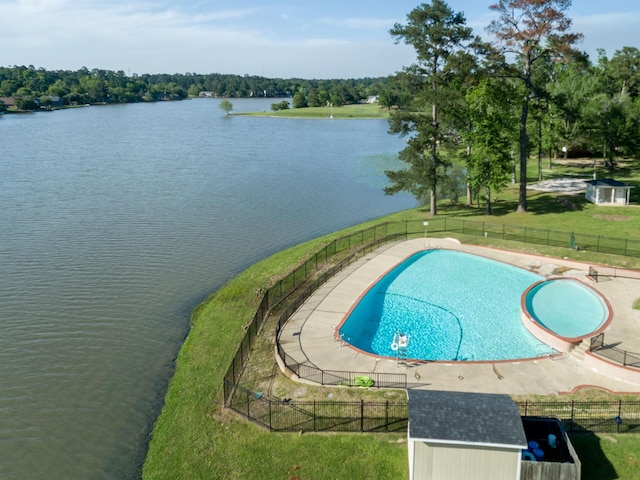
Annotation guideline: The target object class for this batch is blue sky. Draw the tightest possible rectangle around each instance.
[1,0,639,78]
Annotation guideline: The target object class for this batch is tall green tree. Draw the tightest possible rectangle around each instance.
[219,99,233,115]
[464,79,518,214]
[487,0,582,212]
[379,72,417,111]
[292,91,307,108]
[583,49,640,167]
[606,47,640,99]
[79,75,107,103]
[14,97,37,111]
[546,57,597,160]
[386,0,477,216]
[583,92,640,168]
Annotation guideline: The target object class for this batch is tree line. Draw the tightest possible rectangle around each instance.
[0,65,386,109]
[382,0,640,214]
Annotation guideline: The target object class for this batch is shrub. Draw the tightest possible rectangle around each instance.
[353,376,375,388]
[271,100,290,111]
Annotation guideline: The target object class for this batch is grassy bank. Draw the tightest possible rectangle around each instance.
[141,228,409,479]
[143,175,640,479]
[237,102,389,119]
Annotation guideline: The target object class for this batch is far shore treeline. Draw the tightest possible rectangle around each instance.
[0,65,387,111]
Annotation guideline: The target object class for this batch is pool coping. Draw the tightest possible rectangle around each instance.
[520,277,613,352]
[278,238,640,395]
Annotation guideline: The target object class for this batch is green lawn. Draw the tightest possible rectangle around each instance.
[143,165,640,479]
[571,433,640,480]
[237,102,389,119]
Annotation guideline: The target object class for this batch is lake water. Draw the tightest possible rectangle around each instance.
[0,99,414,479]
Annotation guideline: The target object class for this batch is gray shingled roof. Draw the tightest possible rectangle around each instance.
[408,390,527,449]
[585,178,631,188]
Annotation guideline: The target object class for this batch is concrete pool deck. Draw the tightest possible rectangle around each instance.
[278,238,640,395]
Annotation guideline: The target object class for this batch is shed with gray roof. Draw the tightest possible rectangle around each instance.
[408,389,527,480]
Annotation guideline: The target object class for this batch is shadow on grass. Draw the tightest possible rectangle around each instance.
[621,178,640,203]
[607,162,635,178]
[526,193,587,215]
[435,191,586,217]
[569,433,618,480]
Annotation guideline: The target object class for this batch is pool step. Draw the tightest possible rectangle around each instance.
[569,340,590,362]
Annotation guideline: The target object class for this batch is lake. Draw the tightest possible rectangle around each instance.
[0,98,414,479]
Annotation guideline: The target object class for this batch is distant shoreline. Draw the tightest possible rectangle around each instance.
[237,103,389,120]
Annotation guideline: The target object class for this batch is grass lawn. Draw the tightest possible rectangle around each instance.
[143,162,640,479]
[236,102,389,119]
[571,433,640,480]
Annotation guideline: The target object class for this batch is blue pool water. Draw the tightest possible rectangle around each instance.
[525,279,608,338]
[339,249,552,361]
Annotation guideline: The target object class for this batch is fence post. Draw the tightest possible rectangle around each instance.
[231,354,237,385]
[618,400,622,433]
[386,400,389,433]
[313,400,316,431]
[571,401,575,433]
[361,399,365,432]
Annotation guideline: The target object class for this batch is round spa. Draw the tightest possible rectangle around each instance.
[521,278,612,352]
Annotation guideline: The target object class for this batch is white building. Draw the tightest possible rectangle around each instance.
[585,179,632,205]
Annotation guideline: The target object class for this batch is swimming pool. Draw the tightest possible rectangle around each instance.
[523,278,610,339]
[338,249,553,361]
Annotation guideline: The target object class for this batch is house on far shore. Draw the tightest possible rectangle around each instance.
[585,179,633,205]
[37,95,65,109]
[0,97,15,109]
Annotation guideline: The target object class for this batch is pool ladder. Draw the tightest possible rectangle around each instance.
[397,344,408,368]
[394,333,409,368]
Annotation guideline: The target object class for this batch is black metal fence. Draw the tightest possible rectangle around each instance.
[436,217,640,257]
[228,383,409,432]
[227,381,640,435]
[590,333,640,368]
[517,400,640,434]
[222,217,640,423]
[277,342,407,389]
[587,265,640,282]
